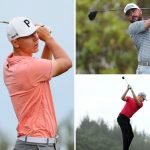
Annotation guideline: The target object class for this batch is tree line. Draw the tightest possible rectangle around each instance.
[76,116,150,150]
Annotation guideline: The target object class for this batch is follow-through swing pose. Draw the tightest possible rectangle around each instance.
[3,16,72,150]
[117,84,146,150]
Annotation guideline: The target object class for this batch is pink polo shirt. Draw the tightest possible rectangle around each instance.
[120,96,143,118]
[3,53,57,138]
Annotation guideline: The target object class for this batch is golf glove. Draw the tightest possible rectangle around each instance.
[43,25,52,33]
[128,84,132,90]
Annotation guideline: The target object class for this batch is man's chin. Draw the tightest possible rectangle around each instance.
[130,17,142,23]
[130,20,137,23]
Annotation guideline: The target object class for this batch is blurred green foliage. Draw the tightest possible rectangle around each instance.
[76,0,139,74]
[59,111,74,150]
[76,116,150,150]
[0,131,10,150]
[0,112,74,150]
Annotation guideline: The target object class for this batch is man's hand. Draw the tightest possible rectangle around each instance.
[36,25,52,42]
[128,84,132,90]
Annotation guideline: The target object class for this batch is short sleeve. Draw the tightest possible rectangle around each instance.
[26,58,52,85]
[128,20,145,35]
[125,96,130,102]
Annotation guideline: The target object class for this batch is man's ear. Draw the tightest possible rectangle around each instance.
[140,9,142,15]
[11,39,19,48]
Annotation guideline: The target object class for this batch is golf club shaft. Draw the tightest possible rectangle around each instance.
[124,78,129,85]
[122,76,129,84]
[122,76,132,90]
[93,7,150,13]
[88,7,150,20]
[0,21,9,24]
[94,9,122,12]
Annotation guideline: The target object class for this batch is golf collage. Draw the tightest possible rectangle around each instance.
[0,0,150,150]
[76,0,150,150]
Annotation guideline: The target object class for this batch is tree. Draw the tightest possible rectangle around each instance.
[76,116,150,150]
[138,0,150,18]
[76,0,143,74]
[0,130,10,150]
[58,111,74,150]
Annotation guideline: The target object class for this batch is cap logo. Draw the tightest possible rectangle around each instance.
[11,33,19,39]
[24,19,30,27]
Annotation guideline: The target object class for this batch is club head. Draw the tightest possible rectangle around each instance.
[0,21,9,24]
[88,11,97,21]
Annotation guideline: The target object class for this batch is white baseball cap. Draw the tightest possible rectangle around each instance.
[138,92,147,100]
[124,3,140,15]
[7,17,39,41]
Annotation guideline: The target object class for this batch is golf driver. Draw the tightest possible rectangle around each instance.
[122,76,129,85]
[122,76,132,90]
[88,8,150,20]
[0,21,9,24]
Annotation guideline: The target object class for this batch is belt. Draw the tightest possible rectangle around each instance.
[119,113,130,120]
[18,136,58,144]
[138,61,150,66]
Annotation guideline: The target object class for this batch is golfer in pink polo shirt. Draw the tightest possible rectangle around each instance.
[3,16,72,150]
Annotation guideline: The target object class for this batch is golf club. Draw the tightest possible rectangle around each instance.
[88,8,150,20]
[0,21,9,24]
[122,76,129,85]
[122,76,132,90]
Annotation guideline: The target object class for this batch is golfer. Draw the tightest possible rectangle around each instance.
[124,3,150,74]
[3,17,72,150]
[117,85,146,150]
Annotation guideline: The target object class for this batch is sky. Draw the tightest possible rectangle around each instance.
[0,0,74,145]
[75,75,150,135]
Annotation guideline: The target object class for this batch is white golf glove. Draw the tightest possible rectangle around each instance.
[43,25,52,33]
[128,84,132,90]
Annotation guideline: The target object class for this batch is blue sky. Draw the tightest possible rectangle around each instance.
[75,75,150,135]
[0,0,74,144]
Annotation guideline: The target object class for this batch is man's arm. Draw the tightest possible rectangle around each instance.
[41,44,52,60]
[129,21,146,35]
[130,88,141,107]
[46,37,72,77]
[121,85,130,101]
[37,26,72,77]
[144,19,150,29]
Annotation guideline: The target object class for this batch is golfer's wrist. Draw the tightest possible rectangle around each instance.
[45,36,54,42]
